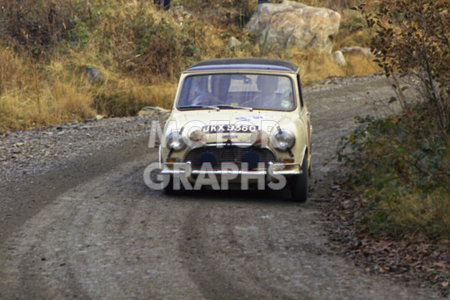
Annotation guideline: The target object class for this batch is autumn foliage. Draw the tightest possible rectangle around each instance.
[339,0,449,241]
[363,0,449,132]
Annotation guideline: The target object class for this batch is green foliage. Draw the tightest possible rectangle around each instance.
[128,15,199,78]
[65,18,90,48]
[337,0,450,241]
[338,109,449,239]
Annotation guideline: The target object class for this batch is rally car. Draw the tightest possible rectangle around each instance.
[159,58,312,201]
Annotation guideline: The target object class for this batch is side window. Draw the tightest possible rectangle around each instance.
[297,74,304,108]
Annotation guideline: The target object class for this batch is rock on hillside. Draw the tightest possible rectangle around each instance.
[247,0,340,53]
[341,46,372,57]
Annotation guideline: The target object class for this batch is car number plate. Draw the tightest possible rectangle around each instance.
[202,124,259,133]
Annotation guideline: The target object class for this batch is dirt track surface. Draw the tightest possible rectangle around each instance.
[0,74,443,299]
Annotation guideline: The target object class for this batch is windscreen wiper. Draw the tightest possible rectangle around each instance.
[215,105,253,111]
[178,105,220,111]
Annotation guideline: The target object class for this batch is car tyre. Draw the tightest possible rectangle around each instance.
[163,175,175,195]
[290,156,308,202]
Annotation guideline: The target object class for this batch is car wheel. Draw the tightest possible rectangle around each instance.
[163,175,175,195]
[290,156,308,202]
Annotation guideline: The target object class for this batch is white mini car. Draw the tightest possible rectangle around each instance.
[159,58,312,201]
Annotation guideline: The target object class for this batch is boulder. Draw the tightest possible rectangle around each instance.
[332,50,347,67]
[85,66,104,84]
[228,37,242,49]
[340,47,372,57]
[246,0,340,53]
[138,106,170,116]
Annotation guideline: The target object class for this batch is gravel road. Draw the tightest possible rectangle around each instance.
[0,74,443,299]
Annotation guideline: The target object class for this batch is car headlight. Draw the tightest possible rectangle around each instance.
[166,131,187,151]
[272,129,295,151]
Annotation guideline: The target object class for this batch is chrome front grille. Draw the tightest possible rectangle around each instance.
[184,145,276,169]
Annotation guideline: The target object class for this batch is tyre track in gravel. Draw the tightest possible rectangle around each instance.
[0,75,443,299]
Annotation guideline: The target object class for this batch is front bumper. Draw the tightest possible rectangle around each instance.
[160,161,302,177]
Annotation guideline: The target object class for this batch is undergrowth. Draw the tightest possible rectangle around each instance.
[0,0,378,131]
[337,0,449,242]
[338,111,449,240]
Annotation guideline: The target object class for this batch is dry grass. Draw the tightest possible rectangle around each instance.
[344,52,378,75]
[379,190,450,239]
[283,49,346,82]
[0,0,380,131]
[0,81,96,130]
[92,78,177,117]
[0,48,96,130]
[271,48,378,84]
[0,47,25,93]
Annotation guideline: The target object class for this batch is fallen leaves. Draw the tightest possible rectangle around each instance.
[323,180,450,298]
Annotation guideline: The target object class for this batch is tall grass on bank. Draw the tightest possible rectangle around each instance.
[93,79,177,117]
[283,48,377,83]
[0,0,379,131]
[0,48,96,129]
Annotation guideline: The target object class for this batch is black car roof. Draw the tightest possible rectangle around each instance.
[186,58,299,72]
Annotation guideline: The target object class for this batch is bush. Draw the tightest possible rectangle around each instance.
[338,0,449,241]
[338,111,449,239]
[178,0,257,26]
[361,0,449,132]
[1,0,76,50]
[127,15,199,79]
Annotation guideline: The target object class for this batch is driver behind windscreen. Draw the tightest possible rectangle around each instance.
[253,75,279,109]
[210,75,231,104]
[190,75,231,106]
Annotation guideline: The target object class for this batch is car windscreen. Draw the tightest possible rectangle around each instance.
[177,74,296,111]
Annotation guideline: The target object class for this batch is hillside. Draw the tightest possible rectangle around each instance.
[0,0,377,130]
